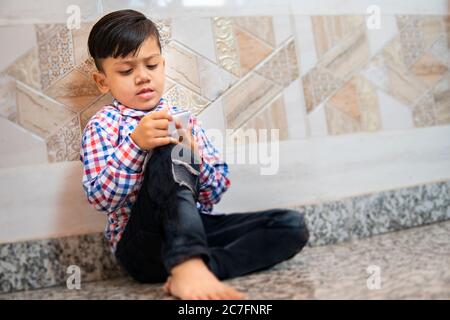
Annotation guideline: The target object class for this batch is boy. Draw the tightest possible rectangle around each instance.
[81,9,309,300]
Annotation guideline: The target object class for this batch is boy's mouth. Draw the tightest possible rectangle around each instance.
[136,87,155,99]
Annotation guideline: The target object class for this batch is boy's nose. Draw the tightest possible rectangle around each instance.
[135,68,151,84]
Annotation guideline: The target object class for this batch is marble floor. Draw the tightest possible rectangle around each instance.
[1,220,449,300]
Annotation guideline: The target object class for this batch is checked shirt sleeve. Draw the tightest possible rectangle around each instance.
[81,123,147,213]
[191,117,231,212]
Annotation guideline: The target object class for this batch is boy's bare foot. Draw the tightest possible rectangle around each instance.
[163,257,246,300]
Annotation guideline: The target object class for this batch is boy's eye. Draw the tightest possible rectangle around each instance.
[119,69,132,75]
[147,64,158,70]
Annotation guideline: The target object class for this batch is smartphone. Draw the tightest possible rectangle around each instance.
[168,109,191,139]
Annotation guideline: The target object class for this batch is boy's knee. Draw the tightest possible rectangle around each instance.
[276,210,310,247]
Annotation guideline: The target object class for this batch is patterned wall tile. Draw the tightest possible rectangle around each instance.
[412,92,437,127]
[44,69,101,113]
[410,52,448,87]
[311,16,365,59]
[46,116,81,162]
[396,16,425,67]
[241,95,289,141]
[318,28,370,81]
[155,18,172,50]
[361,46,427,107]
[6,48,41,90]
[71,22,94,67]
[428,34,450,68]
[234,27,273,76]
[80,93,113,131]
[197,56,238,101]
[165,41,201,94]
[325,104,361,136]
[171,17,217,63]
[433,73,450,125]
[302,66,344,113]
[75,57,97,78]
[222,72,282,130]
[0,73,17,121]
[232,17,275,48]
[37,24,75,89]
[163,84,210,116]
[256,39,299,87]
[325,75,381,135]
[212,17,241,77]
[16,81,76,139]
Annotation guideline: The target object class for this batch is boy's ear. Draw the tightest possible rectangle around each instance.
[92,71,110,94]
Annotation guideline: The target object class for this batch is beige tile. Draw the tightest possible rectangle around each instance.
[412,92,437,127]
[198,56,238,101]
[0,73,17,121]
[71,22,94,66]
[327,75,381,133]
[212,17,240,77]
[319,28,370,81]
[312,16,365,58]
[233,17,275,47]
[361,53,427,106]
[37,24,75,89]
[382,36,408,71]
[155,18,172,50]
[241,95,289,141]
[357,76,382,132]
[165,42,201,94]
[418,16,445,48]
[222,72,282,130]
[256,39,299,87]
[75,57,97,77]
[302,66,344,113]
[234,27,273,76]
[80,93,113,131]
[44,69,101,113]
[328,79,361,120]
[35,24,61,44]
[164,77,176,94]
[171,17,216,62]
[410,52,448,87]
[433,74,450,125]
[163,84,210,116]
[16,81,76,139]
[46,116,81,162]
[325,102,361,135]
[398,17,425,67]
[428,34,450,68]
[6,47,41,90]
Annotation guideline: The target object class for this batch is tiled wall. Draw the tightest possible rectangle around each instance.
[0,10,449,168]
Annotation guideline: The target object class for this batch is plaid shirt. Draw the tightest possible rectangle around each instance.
[80,98,230,252]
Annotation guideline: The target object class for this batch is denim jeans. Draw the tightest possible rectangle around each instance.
[115,143,310,283]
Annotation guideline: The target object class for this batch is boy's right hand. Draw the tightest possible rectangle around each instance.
[130,109,178,151]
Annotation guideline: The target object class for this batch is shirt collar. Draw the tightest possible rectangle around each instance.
[112,98,170,118]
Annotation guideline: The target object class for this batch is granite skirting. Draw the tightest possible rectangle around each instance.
[1,179,449,294]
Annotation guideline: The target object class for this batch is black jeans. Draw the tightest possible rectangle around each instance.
[115,143,309,283]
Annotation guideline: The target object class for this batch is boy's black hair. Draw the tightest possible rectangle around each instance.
[88,9,161,72]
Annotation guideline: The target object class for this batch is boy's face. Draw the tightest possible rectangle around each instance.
[92,36,165,111]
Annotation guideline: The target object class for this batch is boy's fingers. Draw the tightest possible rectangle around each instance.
[149,109,172,121]
[154,136,178,147]
[153,119,170,130]
[153,129,169,138]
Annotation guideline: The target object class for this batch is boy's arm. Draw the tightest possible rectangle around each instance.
[81,124,147,213]
[191,117,230,210]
